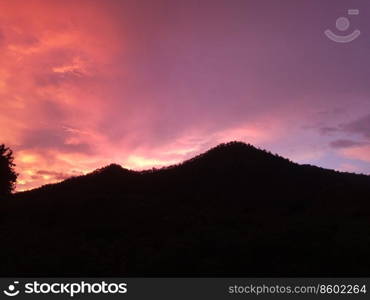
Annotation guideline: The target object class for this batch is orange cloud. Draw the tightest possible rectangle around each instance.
[3,0,356,191]
[0,0,124,190]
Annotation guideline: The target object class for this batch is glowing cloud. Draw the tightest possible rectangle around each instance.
[2,0,370,190]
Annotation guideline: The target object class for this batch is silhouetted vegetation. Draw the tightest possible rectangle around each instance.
[0,144,17,198]
[1,141,370,277]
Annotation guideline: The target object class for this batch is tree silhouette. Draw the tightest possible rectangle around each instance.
[0,144,17,197]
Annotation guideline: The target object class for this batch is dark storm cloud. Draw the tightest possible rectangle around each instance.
[319,113,370,139]
[19,128,93,154]
[319,126,340,135]
[36,170,77,180]
[342,114,370,139]
[329,139,366,149]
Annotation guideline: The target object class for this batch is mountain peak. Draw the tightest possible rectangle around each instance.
[181,141,288,168]
[209,141,259,152]
[92,163,127,174]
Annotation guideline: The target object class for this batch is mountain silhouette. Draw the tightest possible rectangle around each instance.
[1,141,370,277]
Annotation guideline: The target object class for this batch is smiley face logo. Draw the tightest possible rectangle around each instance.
[3,282,20,297]
[325,9,360,43]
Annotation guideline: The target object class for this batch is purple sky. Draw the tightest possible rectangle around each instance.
[1,0,370,190]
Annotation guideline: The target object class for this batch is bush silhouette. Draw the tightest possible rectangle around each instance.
[0,144,17,197]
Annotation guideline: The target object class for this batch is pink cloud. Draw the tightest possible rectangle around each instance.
[341,146,370,163]
[3,0,370,190]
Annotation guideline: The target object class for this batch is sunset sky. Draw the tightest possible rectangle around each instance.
[1,0,370,191]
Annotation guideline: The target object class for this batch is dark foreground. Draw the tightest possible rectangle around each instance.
[1,142,370,277]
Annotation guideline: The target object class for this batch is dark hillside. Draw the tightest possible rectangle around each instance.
[2,142,370,276]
